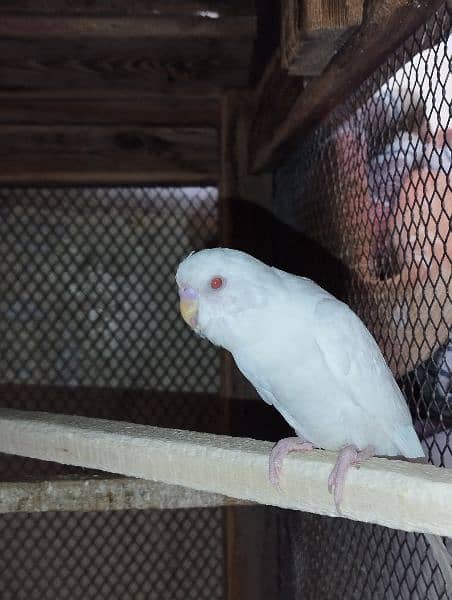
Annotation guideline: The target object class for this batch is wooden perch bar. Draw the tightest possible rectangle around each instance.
[0,476,244,513]
[0,408,451,536]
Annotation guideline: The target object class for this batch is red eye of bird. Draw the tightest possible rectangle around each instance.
[210,276,223,290]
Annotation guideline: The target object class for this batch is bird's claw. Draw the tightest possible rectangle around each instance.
[268,437,314,491]
[328,465,346,513]
[269,462,283,491]
[328,445,374,512]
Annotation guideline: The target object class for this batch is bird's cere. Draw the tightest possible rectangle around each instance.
[179,286,198,300]
[179,286,198,328]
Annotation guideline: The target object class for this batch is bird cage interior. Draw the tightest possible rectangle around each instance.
[0,1,450,600]
[0,186,224,599]
[271,6,452,598]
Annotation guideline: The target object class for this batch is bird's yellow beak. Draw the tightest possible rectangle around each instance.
[179,287,198,328]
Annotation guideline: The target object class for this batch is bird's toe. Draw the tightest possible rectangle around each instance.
[268,456,282,489]
[268,437,314,490]
[327,468,337,494]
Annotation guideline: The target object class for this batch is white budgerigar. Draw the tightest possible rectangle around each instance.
[176,248,424,507]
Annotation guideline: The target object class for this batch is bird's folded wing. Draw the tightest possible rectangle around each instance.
[233,355,275,406]
[313,298,414,430]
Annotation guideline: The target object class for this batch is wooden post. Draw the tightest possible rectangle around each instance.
[220,91,269,400]
[281,0,364,75]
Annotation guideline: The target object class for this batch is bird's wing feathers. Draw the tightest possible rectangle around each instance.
[234,355,275,405]
[313,298,422,456]
[313,298,381,380]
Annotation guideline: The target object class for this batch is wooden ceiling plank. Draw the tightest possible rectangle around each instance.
[0,1,255,18]
[0,15,256,40]
[0,38,253,93]
[0,97,220,127]
[0,125,218,184]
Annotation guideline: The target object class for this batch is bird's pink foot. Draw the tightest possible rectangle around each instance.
[328,445,374,511]
[269,437,314,488]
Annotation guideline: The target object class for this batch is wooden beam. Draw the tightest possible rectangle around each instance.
[0,97,219,127]
[250,51,306,174]
[0,38,253,94]
[0,476,245,513]
[0,3,256,96]
[225,92,273,210]
[0,125,218,184]
[220,92,272,399]
[0,408,451,537]
[220,92,258,600]
[251,0,443,172]
[281,0,363,75]
[0,16,255,40]
[0,1,255,18]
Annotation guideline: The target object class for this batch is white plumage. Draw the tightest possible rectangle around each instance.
[176,248,424,459]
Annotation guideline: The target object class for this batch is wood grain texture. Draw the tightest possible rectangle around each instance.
[281,0,363,75]
[0,38,253,94]
[0,476,247,513]
[0,97,219,127]
[251,0,443,172]
[0,15,256,39]
[0,408,450,536]
[0,1,255,17]
[0,125,218,184]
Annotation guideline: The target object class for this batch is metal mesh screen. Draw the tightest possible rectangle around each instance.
[0,508,224,600]
[0,186,219,392]
[0,186,224,599]
[274,4,451,599]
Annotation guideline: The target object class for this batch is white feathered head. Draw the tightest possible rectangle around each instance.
[175,248,277,348]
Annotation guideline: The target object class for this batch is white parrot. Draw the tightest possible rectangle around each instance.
[176,248,424,507]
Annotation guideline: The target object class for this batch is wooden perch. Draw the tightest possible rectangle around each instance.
[0,408,451,536]
[0,476,244,513]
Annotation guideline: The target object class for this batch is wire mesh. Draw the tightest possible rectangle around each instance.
[0,508,224,600]
[0,186,219,393]
[274,3,451,599]
[0,186,224,599]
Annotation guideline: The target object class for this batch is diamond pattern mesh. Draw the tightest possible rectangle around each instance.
[0,186,224,599]
[0,508,224,600]
[0,186,219,392]
[274,4,452,599]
